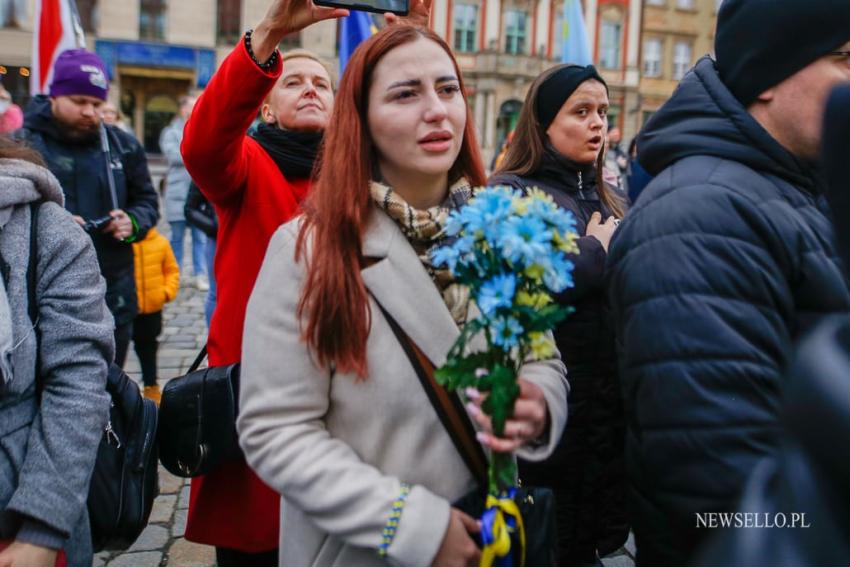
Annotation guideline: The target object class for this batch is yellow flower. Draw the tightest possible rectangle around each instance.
[516,290,552,309]
[529,332,555,359]
[524,263,545,283]
[526,187,555,205]
[553,231,580,254]
[511,195,529,215]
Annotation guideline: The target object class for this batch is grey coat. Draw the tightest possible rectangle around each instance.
[0,159,114,566]
[159,118,192,223]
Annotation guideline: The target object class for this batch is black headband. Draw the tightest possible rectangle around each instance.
[536,65,608,130]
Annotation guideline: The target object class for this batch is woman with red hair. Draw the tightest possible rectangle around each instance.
[239,25,568,567]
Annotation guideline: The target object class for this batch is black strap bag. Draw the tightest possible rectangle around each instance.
[157,346,241,477]
[87,365,160,551]
[25,203,159,552]
[375,300,558,566]
[183,182,218,239]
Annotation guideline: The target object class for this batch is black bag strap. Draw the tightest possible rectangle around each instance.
[27,202,40,326]
[371,298,489,487]
[188,345,208,374]
[26,202,43,398]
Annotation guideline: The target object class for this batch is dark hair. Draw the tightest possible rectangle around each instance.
[496,64,626,218]
[0,136,47,167]
[296,25,486,378]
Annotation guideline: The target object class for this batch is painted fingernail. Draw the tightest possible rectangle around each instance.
[465,387,481,400]
[465,402,480,417]
[476,432,489,444]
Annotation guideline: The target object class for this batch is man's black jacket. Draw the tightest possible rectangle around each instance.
[16,95,159,326]
[606,57,850,566]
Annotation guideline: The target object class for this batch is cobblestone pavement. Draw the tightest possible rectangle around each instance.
[94,282,217,567]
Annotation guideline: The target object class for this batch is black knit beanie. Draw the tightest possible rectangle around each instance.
[715,0,850,107]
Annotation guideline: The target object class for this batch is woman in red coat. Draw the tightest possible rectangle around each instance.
[180,1,348,564]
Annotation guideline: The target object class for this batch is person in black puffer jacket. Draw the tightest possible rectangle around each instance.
[14,50,159,367]
[693,83,850,567]
[606,2,850,566]
[490,64,628,567]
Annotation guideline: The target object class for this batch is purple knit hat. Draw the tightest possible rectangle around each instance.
[49,49,109,100]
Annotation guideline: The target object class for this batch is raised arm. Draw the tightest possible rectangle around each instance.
[181,40,282,205]
[182,0,348,205]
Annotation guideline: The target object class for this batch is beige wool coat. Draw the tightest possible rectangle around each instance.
[238,208,569,567]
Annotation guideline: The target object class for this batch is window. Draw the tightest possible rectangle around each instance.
[504,10,527,55]
[643,38,662,77]
[599,20,622,69]
[551,4,564,60]
[76,0,98,33]
[139,0,166,41]
[645,0,665,6]
[0,0,27,28]
[672,41,692,80]
[454,4,478,53]
[676,0,695,8]
[217,0,241,44]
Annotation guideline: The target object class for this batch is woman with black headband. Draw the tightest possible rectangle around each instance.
[490,64,628,567]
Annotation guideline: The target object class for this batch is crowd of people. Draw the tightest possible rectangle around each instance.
[0,0,849,566]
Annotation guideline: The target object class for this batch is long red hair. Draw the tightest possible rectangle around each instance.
[296,25,486,377]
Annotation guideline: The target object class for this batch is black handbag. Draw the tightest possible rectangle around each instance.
[157,346,242,477]
[184,182,218,239]
[25,202,159,551]
[375,300,558,566]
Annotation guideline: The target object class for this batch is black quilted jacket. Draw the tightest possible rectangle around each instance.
[606,56,850,566]
[490,150,629,565]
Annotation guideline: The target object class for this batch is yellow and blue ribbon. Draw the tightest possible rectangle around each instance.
[480,488,526,567]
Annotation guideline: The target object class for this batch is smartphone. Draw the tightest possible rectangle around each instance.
[314,0,409,16]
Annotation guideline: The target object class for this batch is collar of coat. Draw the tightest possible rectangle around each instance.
[360,208,463,368]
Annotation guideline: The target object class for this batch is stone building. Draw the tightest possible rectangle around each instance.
[637,0,720,132]
[1,0,650,163]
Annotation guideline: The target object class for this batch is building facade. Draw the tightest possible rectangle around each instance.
[637,0,720,132]
[2,0,647,162]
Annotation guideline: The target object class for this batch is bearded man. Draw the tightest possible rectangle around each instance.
[15,48,159,366]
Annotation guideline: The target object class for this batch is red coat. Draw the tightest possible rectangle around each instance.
[181,38,310,552]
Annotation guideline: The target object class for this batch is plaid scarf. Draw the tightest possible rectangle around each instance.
[370,178,473,325]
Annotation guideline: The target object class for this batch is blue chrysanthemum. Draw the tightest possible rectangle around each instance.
[431,235,476,273]
[540,254,575,293]
[497,215,552,268]
[526,197,578,236]
[491,315,524,351]
[476,273,517,317]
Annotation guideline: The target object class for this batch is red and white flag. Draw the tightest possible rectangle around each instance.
[30,0,86,95]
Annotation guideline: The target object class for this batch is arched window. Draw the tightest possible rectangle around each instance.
[145,94,178,153]
[496,99,523,149]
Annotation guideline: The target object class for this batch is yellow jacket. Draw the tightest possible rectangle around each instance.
[133,227,180,314]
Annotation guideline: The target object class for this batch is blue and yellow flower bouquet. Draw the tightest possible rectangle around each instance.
[431,186,579,566]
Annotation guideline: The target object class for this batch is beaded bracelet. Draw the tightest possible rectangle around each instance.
[244,29,280,71]
[377,483,412,558]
